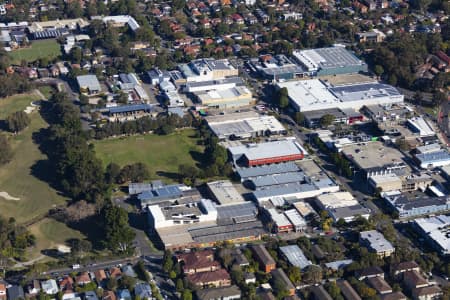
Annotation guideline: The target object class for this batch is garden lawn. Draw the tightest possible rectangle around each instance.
[0,94,68,223]
[10,40,61,64]
[94,129,204,181]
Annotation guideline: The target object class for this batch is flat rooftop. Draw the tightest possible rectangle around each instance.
[316,191,358,209]
[208,115,285,139]
[293,47,366,71]
[341,141,406,171]
[320,73,375,86]
[207,180,245,205]
[414,215,450,254]
[277,80,403,112]
[328,83,402,102]
[360,230,394,253]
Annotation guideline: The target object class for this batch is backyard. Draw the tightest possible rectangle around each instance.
[9,40,61,64]
[94,129,205,182]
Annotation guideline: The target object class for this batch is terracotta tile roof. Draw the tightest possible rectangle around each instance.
[177,250,220,273]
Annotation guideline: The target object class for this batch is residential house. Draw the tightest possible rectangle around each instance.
[403,270,429,292]
[270,268,295,296]
[367,276,392,294]
[93,269,107,286]
[75,272,91,285]
[177,250,221,274]
[252,245,276,273]
[102,291,117,300]
[109,267,122,278]
[41,279,59,295]
[59,276,74,292]
[391,261,420,278]
[0,283,6,300]
[116,289,131,300]
[336,280,361,300]
[187,269,231,289]
[134,283,152,300]
[26,280,40,296]
[196,285,241,300]
[310,285,333,300]
[121,265,137,278]
[244,272,256,284]
[7,285,24,300]
[411,285,442,300]
[85,291,99,300]
[380,292,408,300]
[356,266,384,280]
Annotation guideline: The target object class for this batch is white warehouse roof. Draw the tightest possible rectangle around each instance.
[277,80,403,112]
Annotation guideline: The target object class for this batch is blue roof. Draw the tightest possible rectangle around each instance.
[138,184,183,202]
[109,104,153,114]
[416,150,450,163]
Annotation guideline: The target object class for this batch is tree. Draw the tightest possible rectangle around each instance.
[6,111,31,132]
[319,114,335,128]
[295,112,305,125]
[176,279,184,292]
[117,91,129,104]
[287,266,302,285]
[432,91,447,107]
[374,65,384,78]
[277,87,289,109]
[303,265,322,283]
[181,290,192,300]
[105,163,121,184]
[0,136,12,166]
[101,204,135,254]
[163,250,174,273]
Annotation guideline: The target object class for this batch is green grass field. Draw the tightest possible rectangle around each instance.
[0,93,68,223]
[0,93,84,260]
[28,218,85,260]
[10,40,61,64]
[94,129,205,181]
[0,93,37,119]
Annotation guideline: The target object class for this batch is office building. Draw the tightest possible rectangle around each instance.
[179,58,238,82]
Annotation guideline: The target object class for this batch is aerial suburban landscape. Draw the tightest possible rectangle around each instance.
[0,0,449,299]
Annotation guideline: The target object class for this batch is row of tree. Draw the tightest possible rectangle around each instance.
[93,114,195,140]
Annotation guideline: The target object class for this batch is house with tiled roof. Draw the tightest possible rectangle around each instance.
[187,269,231,288]
[59,276,74,292]
[75,272,91,285]
[177,250,221,274]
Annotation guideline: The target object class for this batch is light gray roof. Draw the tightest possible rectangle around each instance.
[76,75,101,91]
[279,245,312,269]
[237,162,300,179]
[250,171,305,188]
[360,230,394,253]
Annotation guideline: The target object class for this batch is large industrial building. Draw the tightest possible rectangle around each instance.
[193,86,253,109]
[228,139,305,167]
[292,46,368,76]
[412,215,450,256]
[149,199,266,250]
[206,111,286,140]
[251,160,339,204]
[277,80,403,113]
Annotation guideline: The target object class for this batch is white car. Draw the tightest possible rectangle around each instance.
[72,264,80,270]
